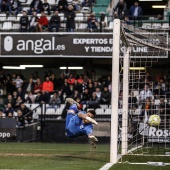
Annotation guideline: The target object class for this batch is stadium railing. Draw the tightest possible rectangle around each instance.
[1,14,170,32]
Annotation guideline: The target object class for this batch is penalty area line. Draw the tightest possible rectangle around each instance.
[99,163,114,170]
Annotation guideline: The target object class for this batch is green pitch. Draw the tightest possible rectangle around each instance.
[0,142,109,170]
[0,142,170,170]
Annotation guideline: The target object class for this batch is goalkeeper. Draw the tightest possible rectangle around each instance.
[65,98,98,143]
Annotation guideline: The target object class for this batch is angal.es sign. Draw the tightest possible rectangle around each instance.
[0,33,168,58]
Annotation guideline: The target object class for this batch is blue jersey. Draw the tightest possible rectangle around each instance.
[66,112,93,138]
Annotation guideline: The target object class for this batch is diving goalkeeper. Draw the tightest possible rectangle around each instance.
[65,98,98,143]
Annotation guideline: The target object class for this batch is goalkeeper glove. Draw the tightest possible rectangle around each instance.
[86,116,98,125]
[89,135,98,142]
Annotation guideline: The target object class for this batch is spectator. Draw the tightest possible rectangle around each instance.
[101,86,111,105]
[62,78,69,94]
[49,10,61,32]
[34,78,43,94]
[50,73,58,90]
[73,79,81,92]
[4,94,15,107]
[67,73,75,84]
[129,1,143,19]
[46,92,61,112]
[139,84,153,104]
[113,0,127,20]
[0,109,6,118]
[80,78,88,93]
[3,103,14,117]
[87,82,94,97]
[154,83,165,99]
[5,74,14,95]
[56,73,64,90]
[36,11,49,32]
[16,110,24,127]
[42,0,50,15]
[129,1,142,26]
[57,0,68,13]
[81,88,90,104]
[12,91,18,103]
[17,87,25,100]
[95,87,101,100]
[1,0,11,14]
[10,0,22,15]
[29,0,43,15]
[82,0,91,7]
[94,81,100,90]
[14,75,23,89]
[11,73,17,88]
[20,11,29,32]
[71,1,79,12]
[34,92,42,103]
[58,90,64,103]
[42,76,54,93]
[8,112,13,118]
[29,11,39,32]
[99,12,107,31]
[24,78,35,94]
[25,91,35,103]
[87,12,99,32]
[20,103,33,124]
[85,91,100,110]
[77,74,84,85]
[159,78,166,92]
[14,96,23,110]
[40,90,50,104]
[66,84,74,97]
[65,5,75,32]
[70,89,81,100]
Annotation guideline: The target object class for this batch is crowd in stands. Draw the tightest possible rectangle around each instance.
[0,68,170,125]
[1,0,164,32]
[0,68,112,125]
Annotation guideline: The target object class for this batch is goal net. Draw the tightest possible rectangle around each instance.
[112,19,170,166]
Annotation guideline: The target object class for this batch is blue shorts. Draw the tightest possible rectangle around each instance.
[65,113,75,138]
[65,104,78,138]
[65,104,78,130]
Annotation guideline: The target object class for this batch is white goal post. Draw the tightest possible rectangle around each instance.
[110,18,170,166]
[110,19,120,164]
[110,19,130,163]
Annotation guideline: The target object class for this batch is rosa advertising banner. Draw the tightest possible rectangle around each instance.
[139,123,170,143]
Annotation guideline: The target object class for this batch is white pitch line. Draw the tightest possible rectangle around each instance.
[99,163,114,170]
[0,169,27,170]
[0,148,60,151]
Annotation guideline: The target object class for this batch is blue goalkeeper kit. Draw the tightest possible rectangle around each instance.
[65,104,93,138]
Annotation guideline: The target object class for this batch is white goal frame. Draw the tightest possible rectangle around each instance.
[110,19,129,164]
[110,19,170,166]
